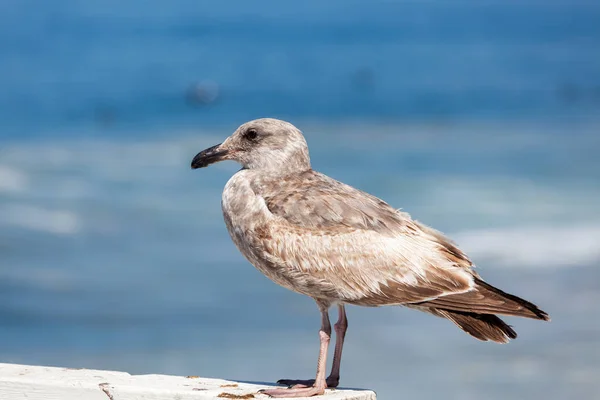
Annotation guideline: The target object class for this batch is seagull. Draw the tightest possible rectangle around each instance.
[191,118,550,398]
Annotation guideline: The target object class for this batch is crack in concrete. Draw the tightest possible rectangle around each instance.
[99,382,115,400]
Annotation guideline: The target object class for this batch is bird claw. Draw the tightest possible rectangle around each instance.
[277,377,339,388]
[259,385,326,398]
[277,378,314,388]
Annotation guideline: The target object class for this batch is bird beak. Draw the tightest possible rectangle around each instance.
[191,143,229,169]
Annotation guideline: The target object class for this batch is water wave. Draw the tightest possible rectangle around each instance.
[453,224,600,269]
[0,165,28,193]
[0,204,80,235]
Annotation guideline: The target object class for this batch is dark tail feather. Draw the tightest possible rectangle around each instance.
[474,278,550,321]
[418,278,550,321]
[436,309,517,344]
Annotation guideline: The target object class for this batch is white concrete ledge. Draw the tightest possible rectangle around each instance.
[0,363,376,400]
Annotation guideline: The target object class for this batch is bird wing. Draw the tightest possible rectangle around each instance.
[259,171,476,305]
[262,171,408,235]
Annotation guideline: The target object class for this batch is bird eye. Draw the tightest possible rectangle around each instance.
[245,129,258,140]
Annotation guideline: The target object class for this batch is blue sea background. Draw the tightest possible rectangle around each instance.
[1,1,599,399]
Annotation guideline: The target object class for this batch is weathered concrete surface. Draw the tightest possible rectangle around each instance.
[0,363,376,400]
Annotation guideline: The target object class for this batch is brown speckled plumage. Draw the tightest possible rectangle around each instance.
[191,118,549,397]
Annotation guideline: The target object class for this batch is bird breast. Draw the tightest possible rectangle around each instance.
[221,171,295,289]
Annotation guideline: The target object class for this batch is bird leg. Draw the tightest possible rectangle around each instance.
[277,304,347,389]
[261,302,331,398]
[326,304,348,387]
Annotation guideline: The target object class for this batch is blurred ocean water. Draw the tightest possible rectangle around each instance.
[2,0,600,136]
[1,1,600,399]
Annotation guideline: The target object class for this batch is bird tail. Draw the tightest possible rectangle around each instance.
[435,309,517,343]
[410,278,550,343]
[416,278,550,321]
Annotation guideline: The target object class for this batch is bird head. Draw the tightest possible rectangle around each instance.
[191,118,311,174]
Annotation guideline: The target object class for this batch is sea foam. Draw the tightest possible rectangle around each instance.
[453,225,600,269]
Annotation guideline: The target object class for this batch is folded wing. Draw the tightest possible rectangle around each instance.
[259,170,477,305]
[257,170,549,343]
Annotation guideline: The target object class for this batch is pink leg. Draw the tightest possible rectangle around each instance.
[260,301,331,398]
[278,304,348,389]
[326,304,348,387]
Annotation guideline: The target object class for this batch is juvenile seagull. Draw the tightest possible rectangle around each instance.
[191,118,550,398]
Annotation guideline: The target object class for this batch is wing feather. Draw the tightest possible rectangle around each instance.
[254,171,477,305]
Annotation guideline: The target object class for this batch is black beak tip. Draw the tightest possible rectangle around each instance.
[190,154,209,169]
[190,159,201,169]
[191,143,225,170]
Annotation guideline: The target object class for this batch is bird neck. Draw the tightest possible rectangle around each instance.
[246,149,311,176]
[244,164,312,184]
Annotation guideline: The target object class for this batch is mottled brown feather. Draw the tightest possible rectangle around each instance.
[435,309,517,343]
[254,170,477,305]
[417,278,550,320]
[261,170,409,235]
